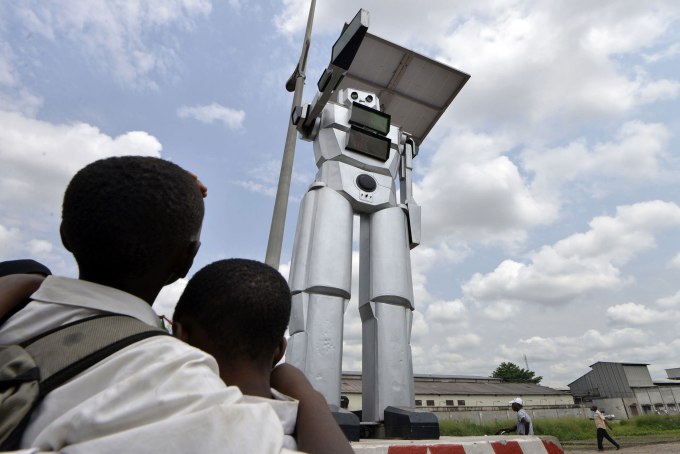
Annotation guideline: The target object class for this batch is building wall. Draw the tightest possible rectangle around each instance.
[569,371,598,396]
[342,392,573,412]
[413,393,573,409]
[591,397,630,420]
[434,405,588,424]
[666,368,680,379]
[591,363,634,398]
[624,365,654,387]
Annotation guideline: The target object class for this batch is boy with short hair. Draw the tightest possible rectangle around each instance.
[173,258,353,453]
[0,156,289,452]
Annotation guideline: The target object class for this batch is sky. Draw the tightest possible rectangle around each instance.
[1,0,679,389]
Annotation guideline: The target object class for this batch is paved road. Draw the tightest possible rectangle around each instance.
[567,441,680,453]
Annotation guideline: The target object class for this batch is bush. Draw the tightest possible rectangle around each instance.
[440,419,513,436]
[439,414,680,441]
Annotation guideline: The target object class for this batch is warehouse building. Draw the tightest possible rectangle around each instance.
[341,372,579,423]
[568,362,680,419]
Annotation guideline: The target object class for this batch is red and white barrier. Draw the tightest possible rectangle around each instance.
[350,436,564,454]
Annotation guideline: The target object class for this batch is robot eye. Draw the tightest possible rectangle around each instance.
[365,95,374,103]
[351,91,359,100]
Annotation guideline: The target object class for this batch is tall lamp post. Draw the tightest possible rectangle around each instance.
[265,0,316,269]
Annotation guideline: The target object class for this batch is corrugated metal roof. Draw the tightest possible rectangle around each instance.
[589,361,649,367]
[340,375,567,396]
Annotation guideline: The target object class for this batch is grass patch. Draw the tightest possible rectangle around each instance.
[439,414,680,441]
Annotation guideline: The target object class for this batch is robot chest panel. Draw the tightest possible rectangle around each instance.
[317,161,397,213]
[313,127,400,177]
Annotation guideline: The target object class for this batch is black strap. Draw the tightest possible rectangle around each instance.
[2,314,169,450]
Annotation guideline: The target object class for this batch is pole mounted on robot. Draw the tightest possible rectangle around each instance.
[399,133,421,249]
[291,9,369,140]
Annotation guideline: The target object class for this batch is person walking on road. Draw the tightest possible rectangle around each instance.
[591,405,620,451]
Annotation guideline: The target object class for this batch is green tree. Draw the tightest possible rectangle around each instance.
[491,362,542,384]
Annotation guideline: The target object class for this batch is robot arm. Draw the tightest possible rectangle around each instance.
[291,9,369,141]
[399,133,421,249]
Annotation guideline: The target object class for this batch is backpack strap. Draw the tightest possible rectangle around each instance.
[2,314,169,449]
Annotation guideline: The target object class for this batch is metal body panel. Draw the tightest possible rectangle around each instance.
[366,207,414,308]
[317,161,396,213]
[288,292,346,404]
[289,186,353,296]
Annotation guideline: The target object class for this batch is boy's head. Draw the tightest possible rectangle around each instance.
[173,258,291,365]
[61,156,204,290]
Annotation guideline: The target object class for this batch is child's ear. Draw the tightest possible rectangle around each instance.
[172,320,190,342]
[272,337,287,367]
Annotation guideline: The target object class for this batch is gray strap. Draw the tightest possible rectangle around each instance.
[25,315,165,386]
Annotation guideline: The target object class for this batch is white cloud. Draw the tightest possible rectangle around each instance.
[234,180,276,197]
[0,224,22,256]
[668,253,680,269]
[523,121,672,199]
[0,110,161,213]
[234,159,302,198]
[426,299,467,323]
[446,333,482,350]
[0,42,19,87]
[657,291,680,309]
[643,43,680,63]
[153,278,188,319]
[482,302,518,321]
[606,302,674,325]
[177,103,245,129]
[464,201,680,306]
[12,0,212,88]
[415,130,554,247]
[500,327,651,364]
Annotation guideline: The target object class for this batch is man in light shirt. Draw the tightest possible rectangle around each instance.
[0,157,295,452]
[591,405,620,451]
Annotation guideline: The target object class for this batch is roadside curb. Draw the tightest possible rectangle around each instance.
[351,436,564,453]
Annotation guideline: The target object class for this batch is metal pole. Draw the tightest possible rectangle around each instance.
[265,0,316,269]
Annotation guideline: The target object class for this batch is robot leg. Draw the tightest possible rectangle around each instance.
[359,206,415,422]
[286,186,353,405]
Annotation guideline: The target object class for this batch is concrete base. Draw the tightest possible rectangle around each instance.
[350,435,564,454]
[330,406,361,441]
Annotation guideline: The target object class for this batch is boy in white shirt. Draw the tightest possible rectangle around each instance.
[172,258,353,454]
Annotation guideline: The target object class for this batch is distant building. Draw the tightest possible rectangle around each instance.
[341,372,578,423]
[666,368,680,380]
[568,362,680,419]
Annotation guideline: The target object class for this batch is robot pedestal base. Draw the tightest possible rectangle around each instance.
[330,406,361,441]
[383,406,440,439]
[356,406,440,440]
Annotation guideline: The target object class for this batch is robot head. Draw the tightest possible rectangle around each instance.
[338,88,381,110]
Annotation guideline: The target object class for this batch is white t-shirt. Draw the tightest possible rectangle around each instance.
[516,408,534,435]
[594,410,608,429]
[0,276,295,453]
[243,389,299,451]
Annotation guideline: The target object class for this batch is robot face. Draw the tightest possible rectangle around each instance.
[338,88,380,110]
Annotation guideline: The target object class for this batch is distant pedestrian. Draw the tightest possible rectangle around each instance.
[496,397,533,435]
[591,405,620,451]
